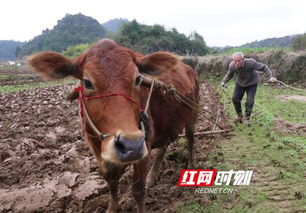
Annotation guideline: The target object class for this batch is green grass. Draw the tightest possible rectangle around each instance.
[177,200,204,212]
[223,47,292,55]
[221,81,306,141]
[177,79,306,212]
[0,74,37,80]
[0,79,76,93]
[0,65,28,70]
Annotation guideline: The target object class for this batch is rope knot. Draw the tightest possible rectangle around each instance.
[166,84,176,95]
[159,83,176,95]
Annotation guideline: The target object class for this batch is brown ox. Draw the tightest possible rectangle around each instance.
[28,39,199,213]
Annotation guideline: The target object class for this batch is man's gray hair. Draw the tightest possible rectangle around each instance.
[232,52,244,59]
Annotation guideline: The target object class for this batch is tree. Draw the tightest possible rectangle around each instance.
[114,20,209,56]
[188,31,209,56]
[0,40,24,61]
[292,33,306,51]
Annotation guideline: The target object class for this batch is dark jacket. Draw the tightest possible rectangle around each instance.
[222,58,272,87]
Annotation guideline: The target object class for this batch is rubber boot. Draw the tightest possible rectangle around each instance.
[234,113,243,124]
[244,114,251,125]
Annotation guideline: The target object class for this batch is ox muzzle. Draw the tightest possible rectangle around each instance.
[114,134,145,162]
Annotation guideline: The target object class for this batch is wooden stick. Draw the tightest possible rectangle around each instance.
[179,129,231,137]
[263,80,306,91]
[212,106,220,131]
[277,80,306,91]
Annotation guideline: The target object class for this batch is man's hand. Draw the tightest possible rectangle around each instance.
[268,77,277,83]
[221,82,227,88]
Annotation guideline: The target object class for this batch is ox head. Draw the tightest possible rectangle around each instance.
[28,39,178,165]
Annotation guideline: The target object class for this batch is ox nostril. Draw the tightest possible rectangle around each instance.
[114,135,145,162]
[115,136,127,155]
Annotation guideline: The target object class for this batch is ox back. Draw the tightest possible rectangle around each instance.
[144,62,199,149]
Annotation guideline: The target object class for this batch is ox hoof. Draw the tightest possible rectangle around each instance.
[106,207,119,213]
[145,179,156,189]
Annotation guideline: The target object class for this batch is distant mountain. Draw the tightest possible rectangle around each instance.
[0,40,24,61]
[16,13,107,58]
[102,18,129,33]
[239,35,299,48]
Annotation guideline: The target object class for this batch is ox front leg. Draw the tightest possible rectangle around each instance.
[146,144,168,188]
[106,179,120,213]
[132,158,149,213]
[104,164,125,213]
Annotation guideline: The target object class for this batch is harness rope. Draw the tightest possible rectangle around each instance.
[152,81,227,130]
[152,78,306,129]
[85,93,143,112]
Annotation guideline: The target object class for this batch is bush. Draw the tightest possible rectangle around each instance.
[181,57,198,69]
[292,33,306,51]
[62,43,91,57]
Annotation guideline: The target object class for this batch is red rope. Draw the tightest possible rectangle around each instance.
[74,86,84,117]
[74,86,143,115]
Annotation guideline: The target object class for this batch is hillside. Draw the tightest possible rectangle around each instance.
[3,13,301,61]
[0,40,24,61]
[239,34,298,48]
[102,18,128,33]
[16,13,107,58]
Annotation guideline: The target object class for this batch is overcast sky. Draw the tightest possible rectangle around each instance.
[1,0,306,47]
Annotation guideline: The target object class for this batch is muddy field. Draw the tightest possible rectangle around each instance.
[0,69,228,212]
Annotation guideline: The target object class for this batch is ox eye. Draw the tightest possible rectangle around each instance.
[135,74,142,86]
[83,79,94,90]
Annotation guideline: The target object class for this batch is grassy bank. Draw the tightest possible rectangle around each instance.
[223,47,292,55]
[178,80,306,212]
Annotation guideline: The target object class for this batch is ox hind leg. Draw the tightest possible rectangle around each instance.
[146,142,169,188]
[185,117,196,168]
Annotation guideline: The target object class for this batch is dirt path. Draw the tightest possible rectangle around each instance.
[277,95,306,103]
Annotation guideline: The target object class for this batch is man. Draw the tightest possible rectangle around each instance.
[221,52,277,123]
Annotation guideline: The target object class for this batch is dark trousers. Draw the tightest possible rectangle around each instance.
[232,83,258,117]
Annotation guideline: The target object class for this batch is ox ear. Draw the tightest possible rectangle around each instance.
[27,51,80,80]
[137,52,178,76]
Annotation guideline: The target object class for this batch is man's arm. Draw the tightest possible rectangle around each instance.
[222,64,234,85]
[251,59,278,82]
[252,59,272,78]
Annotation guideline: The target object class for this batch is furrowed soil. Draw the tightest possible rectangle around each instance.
[0,69,229,213]
[0,69,305,212]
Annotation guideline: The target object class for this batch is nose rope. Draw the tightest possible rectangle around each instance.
[85,92,143,113]
[74,85,152,141]
[140,80,154,133]
[74,86,112,140]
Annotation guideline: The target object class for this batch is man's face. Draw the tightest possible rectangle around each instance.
[233,55,243,69]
